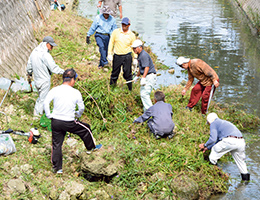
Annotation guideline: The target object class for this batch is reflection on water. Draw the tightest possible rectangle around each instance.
[78,0,260,199]
[78,0,260,117]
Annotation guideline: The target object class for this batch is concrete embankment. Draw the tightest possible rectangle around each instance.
[0,0,259,78]
[230,0,260,36]
[0,0,75,79]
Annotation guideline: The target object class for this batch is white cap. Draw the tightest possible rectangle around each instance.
[207,113,218,124]
[176,56,190,66]
[131,39,143,48]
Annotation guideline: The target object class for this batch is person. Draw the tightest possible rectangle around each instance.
[26,36,64,117]
[97,0,122,19]
[131,39,157,111]
[199,113,250,181]
[176,57,219,114]
[133,91,175,140]
[107,17,136,91]
[43,68,102,174]
[86,6,117,70]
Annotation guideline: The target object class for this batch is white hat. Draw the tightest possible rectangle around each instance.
[131,39,143,48]
[207,113,218,124]
[176,56,190,66]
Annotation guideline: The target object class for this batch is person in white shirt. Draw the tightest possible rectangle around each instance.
[44,68,102,174]
[26,36,64,117]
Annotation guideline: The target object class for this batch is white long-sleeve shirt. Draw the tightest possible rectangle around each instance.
[26,42,64,88]
[44,84,84,121]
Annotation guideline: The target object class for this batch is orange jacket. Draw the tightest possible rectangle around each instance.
[185,59,219,90]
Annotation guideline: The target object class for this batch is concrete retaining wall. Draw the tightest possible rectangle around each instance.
[0,0,51,79]
[233,0,260,35]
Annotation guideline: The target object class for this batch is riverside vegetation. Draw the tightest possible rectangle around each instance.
[0,10,259,200]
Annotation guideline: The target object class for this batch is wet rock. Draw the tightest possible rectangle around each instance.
[168,69,175,74]
[170,175,199,200]
[180,80,186,86]
[7,179,26,194]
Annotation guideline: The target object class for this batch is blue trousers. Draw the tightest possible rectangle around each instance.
[95,33,110,67]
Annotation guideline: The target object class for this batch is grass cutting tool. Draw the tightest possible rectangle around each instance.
[0,128,41,144]
[206,85,215,113]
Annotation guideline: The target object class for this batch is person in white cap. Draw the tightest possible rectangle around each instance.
[199,113,250,181]
[26,36,64,117]
[131,39,157,111]
[86,6,117,70]
[176,57,219,114]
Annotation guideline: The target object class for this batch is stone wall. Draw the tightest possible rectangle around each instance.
[233,0,260,35]
[0,0,51,79]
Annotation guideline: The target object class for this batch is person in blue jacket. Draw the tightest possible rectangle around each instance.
[86,6,117,70]
[133,91,175,139]
[199,113,250,181]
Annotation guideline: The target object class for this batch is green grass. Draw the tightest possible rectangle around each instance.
[0,10,259,199]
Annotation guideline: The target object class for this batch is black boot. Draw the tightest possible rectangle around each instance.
[241,173,250,181]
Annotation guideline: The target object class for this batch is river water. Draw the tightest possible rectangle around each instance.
[77,0,260,199]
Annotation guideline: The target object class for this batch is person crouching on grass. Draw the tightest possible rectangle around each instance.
[199,113,250,181]
[44,68,102,174]
[133,91,175,140]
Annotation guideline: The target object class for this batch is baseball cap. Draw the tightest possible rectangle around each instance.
[43,36,57,46]
[176,56,190,66]
[121,17,130,25]
[131,39,143,48]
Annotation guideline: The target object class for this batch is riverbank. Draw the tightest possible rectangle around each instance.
[0,10,259,200]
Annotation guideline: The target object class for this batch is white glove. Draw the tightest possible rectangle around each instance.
[133,58,138,66]
[107,55,113,62]
[133,76,139,83]
[140,78,147,86]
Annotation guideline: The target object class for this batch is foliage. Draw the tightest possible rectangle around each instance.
[0,10,259,200]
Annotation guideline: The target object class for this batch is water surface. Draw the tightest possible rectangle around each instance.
[78,1,260,198]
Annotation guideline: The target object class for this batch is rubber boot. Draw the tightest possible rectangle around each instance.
[241,173,250,181]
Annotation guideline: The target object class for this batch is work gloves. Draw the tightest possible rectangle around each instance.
[86,36,90,44]
[133,76,139,83]
[133,58,138,66]
[107,55,113,62]
[140,77,146,86]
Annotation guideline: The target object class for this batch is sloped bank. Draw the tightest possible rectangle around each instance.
[1,8,260,200]
[230,0,260,36]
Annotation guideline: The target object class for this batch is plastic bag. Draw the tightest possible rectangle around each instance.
[0,134,16,156]
[11,77,37,92]
[0,77,11,90]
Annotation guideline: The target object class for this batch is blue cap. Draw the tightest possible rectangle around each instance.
[121,17,130,25]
